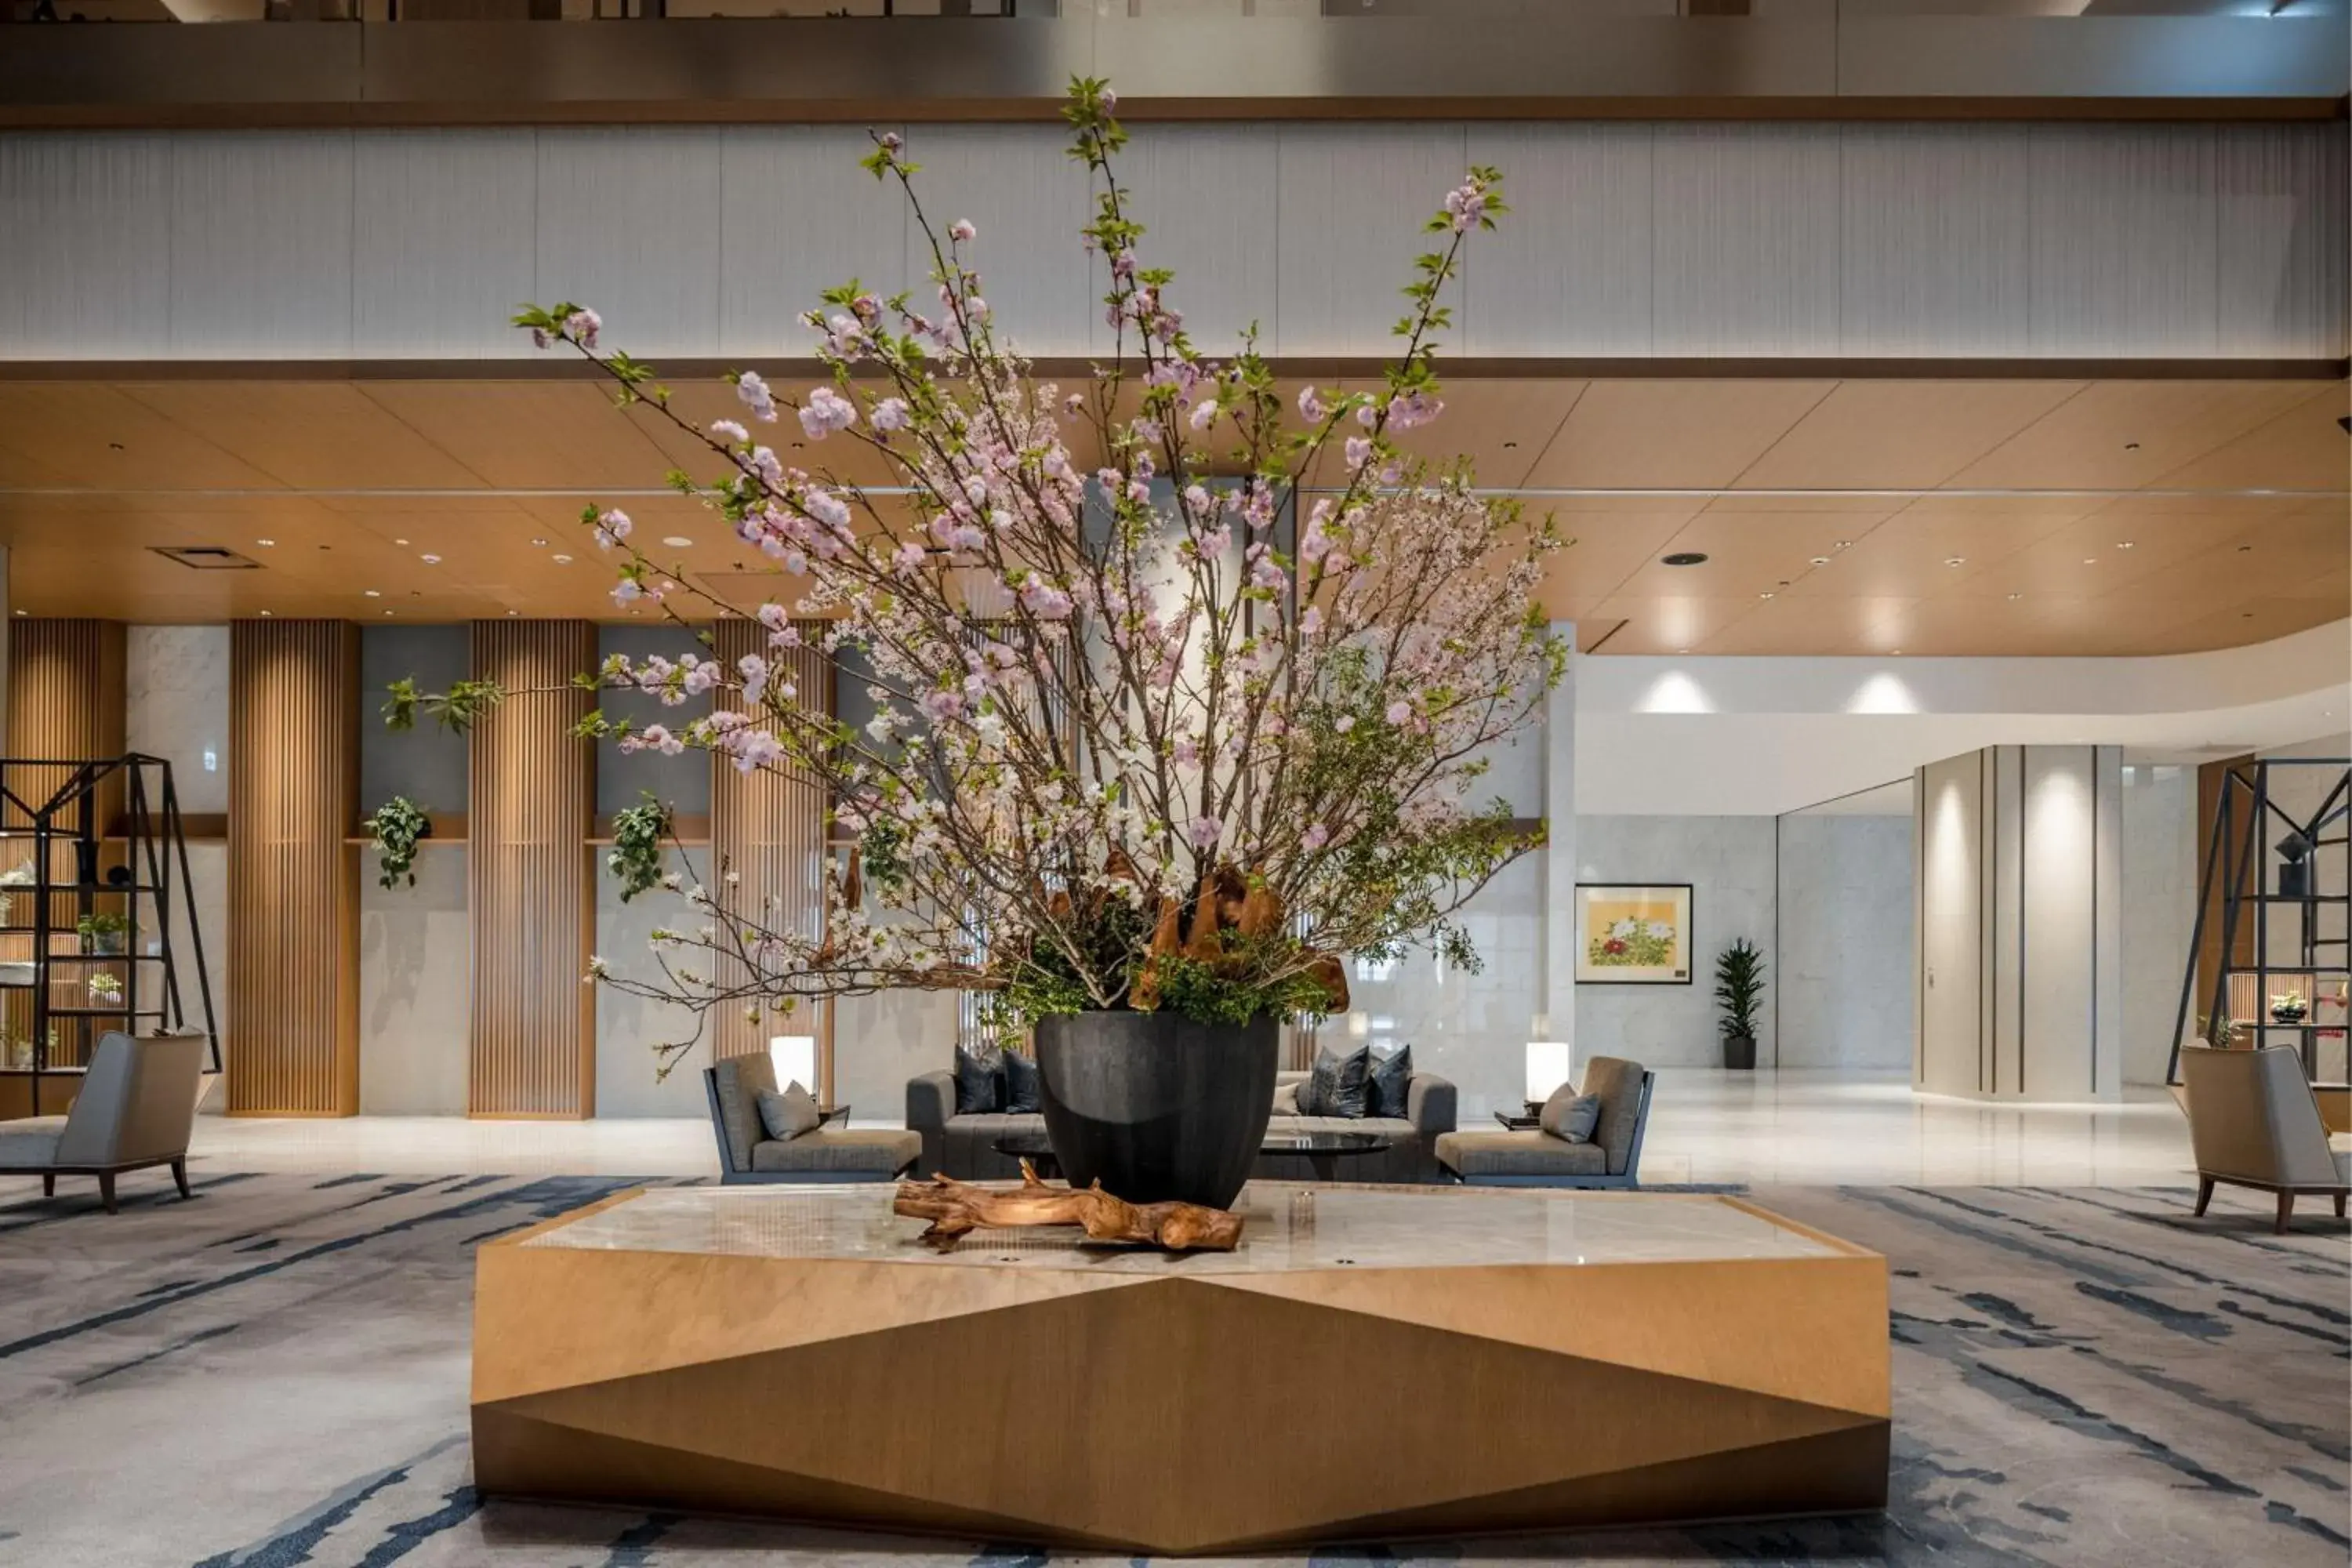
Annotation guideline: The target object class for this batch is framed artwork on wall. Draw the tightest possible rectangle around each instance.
[1575,884,1693,985]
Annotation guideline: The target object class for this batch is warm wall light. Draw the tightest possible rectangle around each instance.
[1525,1040,1571,1104]
[768,1035,818,1095]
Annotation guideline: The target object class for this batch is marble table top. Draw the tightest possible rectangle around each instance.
[522,1182,1856,1274]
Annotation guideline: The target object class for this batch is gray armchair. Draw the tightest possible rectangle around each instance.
[2180,1044,2350,1233]
[1433,1056,1655,1189]
[0,1031,205,1212]
[705,1053,921,1184]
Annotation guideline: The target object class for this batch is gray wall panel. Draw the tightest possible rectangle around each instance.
[1840,124,2031,358]
[718,125,910,361]
[1652,123,1841,356]
[2216,122,2350,360]
[1465,124,1653,357]
[0,134,170,361]
[1117,124,1283,359]
[1275,123,1470,356]
[353,131,538,360]
[535,128,723,359]
[168,132,354,359]
[906,123,1096,358]
[2028,124,2218,357]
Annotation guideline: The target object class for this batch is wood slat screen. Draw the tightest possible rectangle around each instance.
[707,619,834,1096]
[469,619,596,1118]
[3,619,128,1073]
[227,619,359,1116]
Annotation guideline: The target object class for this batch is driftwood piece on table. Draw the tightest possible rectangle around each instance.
[893,1161,1244,1252]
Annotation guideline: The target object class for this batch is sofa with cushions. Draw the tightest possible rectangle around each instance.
[906,1044,1457,1184]
[1433,1055,1653,1188]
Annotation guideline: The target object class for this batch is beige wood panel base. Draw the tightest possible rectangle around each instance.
[474,1192,1890,1556]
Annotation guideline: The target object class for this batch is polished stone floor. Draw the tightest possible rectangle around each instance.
[183,1069,2204,1187]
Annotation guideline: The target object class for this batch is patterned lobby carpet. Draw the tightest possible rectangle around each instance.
[0,1174,2343,1568]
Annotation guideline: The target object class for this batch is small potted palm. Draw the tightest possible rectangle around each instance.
[1715,938,1766,1070]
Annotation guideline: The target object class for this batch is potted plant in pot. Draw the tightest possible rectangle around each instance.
[1715,938,1765,1071]
[77,911,129,956]
[387,81,1567,1211]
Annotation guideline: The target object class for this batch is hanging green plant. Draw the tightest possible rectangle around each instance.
[365,797,432,889]
[608,793,673,903]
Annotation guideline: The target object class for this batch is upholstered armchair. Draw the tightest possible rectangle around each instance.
[0,1031,206,1213]
[2180,1044,2350,1233]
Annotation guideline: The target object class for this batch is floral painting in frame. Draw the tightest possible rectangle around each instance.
[1574,884,1693,985]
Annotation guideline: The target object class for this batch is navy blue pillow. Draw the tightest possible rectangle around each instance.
[953,1044,1005,1114]
[1298,1042,1372,1118]
[1002,1049,1044,1114]
[1367,1042,1414,1120]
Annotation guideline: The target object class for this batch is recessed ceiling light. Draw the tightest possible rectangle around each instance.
[259,609,273,617]
[420,554,441,564]
[256,539,275,547]
[1759,591,1775,600]
[1661,552,1708,568]
[363,590,382,598]
[2007,592,2024,601]
[1809,556,1831,566]
[383,610,394,618]
[1943,557,1965,567]
[394,538,409,546]
[552,554,573,564]
[1832,540,1852,550]
[2082,557,2098,565]
[532,538,549,547]
[2115,540,2134,550]
[663,535,695,549]
[506,609,519,617]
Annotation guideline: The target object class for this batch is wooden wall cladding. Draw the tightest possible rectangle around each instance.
[470,619,596,1118]
[227,619,360,1116]
[707,619,833,1091]
[3,619,128,1073]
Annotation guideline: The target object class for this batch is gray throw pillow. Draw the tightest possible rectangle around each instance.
[1367,1042,1414,1120]
[1002,1049,1044,1114]
[1540,1087,1602,1144]
[757,1080,822,1142]
[953,1044,1005,1114]
[1270,1080,1301,1115]
[1298,1042,1372,1118]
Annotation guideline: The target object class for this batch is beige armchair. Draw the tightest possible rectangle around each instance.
[0,1031,205,1213]
[2180,1044,2350,1234]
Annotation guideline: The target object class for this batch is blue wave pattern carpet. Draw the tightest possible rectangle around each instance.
[0,1174,2343,1567]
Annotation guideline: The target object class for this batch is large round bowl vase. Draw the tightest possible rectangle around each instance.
[1033,1011,1279,1210]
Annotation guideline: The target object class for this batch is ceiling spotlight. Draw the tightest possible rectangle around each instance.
[363,589,382,598]
[420,554,441,564]
[2082,557,2098,565]
[1943,557,1965,567]
[506,609,519,617]
[1809,556,1831,566]
[1661,552,1708,568]
[552,554,574,564]
[383,610,395,618]
[1832,540,1852,550]
[532,538,549,547]
[1759,591,1776,600]
[394,538,410,546]
[258,610,273,618]
[662,535,695,549]
[256,539,276,547]
[2115,540,2134,550]
[2007,592,2024,601]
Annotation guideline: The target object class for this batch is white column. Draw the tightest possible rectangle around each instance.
[1541,620,1578,1091]
[1915,743,2122,1102]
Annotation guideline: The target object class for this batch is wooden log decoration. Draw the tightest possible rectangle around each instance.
[893,1162,1245,1252]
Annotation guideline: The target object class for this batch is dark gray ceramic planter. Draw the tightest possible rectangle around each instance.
[1033,1011,1279,1209]
[1722,1031,1757,1071]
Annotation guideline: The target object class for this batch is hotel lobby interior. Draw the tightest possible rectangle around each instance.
[1,8,2349,1567]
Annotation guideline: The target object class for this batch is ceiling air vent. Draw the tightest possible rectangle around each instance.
[150,546,262,571]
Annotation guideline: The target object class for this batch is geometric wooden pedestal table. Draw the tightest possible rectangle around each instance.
[474,1183,1889,1555]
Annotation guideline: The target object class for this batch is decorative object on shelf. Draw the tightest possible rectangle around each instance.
[2276,830,2314,899]
[106,864,132,888]
[71,837,100,888]
[0,860,34,891]
[2198,1011,2244,1049]
[383,80,1564,1210]
[1576,884,1693,984]
[363,796,431,890]
[894,1161,1243,1252]
[1715,937,1766,1070]
[607,792,673,902]
[2269,991,2309,1025]
[76,911,129,956]
[87,971,122,1007]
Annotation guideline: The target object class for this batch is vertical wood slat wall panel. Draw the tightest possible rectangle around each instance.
[4,620,128,1069]
[470,620,596,1118]
[708,620,833,1096]
[227,619,359,1116]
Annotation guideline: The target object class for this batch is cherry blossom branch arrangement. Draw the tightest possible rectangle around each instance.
[394,78,1569,1076]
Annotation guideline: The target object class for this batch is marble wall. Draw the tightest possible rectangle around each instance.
[358,847,470,1114]
[1777,815,1915,1073]
[593,847,712,1119]
[2120,764,2196,1087]
[123,626,231,1051]
[1573,815,1778,1071]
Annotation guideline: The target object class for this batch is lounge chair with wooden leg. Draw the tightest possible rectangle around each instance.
[0,1031,206,1213]
[2180,1044,2351,1235]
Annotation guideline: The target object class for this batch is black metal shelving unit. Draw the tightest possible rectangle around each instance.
[2166,756,2350,1087]
[0,754,220,1115]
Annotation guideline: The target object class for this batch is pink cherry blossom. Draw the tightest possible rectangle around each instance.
[710,419,749,445]
[872,397,910,433]
[593,508,632,550]
[1297,386,1324,423]
[564,308,601,348]
[799,386,858,440]
[949,219,977,243]
[1187,815,1222,850]
[735,371,778,423]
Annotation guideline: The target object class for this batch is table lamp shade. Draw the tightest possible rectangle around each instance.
[1525,1040,1571,1104]
[768,1035,818,1097]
